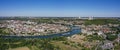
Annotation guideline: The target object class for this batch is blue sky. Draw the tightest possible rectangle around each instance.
[0,0,120,17]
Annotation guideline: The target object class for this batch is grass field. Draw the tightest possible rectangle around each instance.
[9,47,30,50]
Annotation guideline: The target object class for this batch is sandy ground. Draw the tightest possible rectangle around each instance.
[9,47,30,50]
[68,34,85,43]
[51,41,80,50]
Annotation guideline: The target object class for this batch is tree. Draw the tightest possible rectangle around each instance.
[106,34,118,41]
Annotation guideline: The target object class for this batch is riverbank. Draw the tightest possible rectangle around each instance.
[0,26,81,38]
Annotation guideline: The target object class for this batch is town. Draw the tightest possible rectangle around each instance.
[0,20,70,36]
[0,17,120,50]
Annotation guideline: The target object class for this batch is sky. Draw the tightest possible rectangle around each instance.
[0,0,120,17]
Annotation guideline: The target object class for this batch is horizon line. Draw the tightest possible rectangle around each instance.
[0,16,120,18]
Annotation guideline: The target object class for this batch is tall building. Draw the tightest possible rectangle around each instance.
[79,17,81,19]
[88,16,93,20]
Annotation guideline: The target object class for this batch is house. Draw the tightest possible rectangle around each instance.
[101,40,114,50]
[97,31,103,35]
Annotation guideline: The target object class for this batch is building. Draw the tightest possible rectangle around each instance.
[101,40,114,50]
[88,16,93,20]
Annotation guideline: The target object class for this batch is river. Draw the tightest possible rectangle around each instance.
[0,26,81,38]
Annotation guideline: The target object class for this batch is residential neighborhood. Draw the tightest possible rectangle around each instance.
[0,20,70,36]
